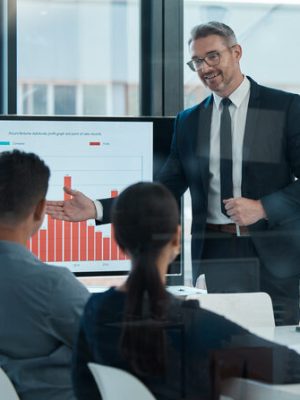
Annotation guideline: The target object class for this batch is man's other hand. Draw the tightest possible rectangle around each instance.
[223,197,267,226]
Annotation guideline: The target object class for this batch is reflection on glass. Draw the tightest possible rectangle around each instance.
[54,85,76,115]
[22,84,47,115]
[83,85,106,116]
[17,0,140,116]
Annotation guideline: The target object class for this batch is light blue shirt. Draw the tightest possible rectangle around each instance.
[0,240,90,400]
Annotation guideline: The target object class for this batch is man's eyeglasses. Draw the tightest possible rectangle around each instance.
[186,46,236,72]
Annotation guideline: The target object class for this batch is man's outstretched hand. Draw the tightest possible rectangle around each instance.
[46,187,96,222]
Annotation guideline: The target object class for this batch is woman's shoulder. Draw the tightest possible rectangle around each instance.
[84,287,125,321]
[166,294,201,321]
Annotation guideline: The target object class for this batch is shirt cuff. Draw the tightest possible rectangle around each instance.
[93,200,103,221]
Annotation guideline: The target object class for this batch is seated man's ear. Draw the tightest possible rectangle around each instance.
[33,198,46,223]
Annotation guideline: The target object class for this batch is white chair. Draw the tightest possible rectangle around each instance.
[0,367,20,400]
[186,292,275,329]
[221,377,300,400]
[88,362,156,400]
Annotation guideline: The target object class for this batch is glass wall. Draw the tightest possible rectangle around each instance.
[17,0,140,116]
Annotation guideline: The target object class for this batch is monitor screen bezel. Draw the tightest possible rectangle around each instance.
[0,115,181,278]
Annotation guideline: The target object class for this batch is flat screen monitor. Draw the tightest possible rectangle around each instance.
[0,115,179,277]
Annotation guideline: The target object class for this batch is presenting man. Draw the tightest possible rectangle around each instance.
[0,150,90,400]
[47,22,300,325]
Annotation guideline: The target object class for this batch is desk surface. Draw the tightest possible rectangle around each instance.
[87,285,206,296]
[250,325,300,353]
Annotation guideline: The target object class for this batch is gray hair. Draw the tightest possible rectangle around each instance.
[188,21,237,47]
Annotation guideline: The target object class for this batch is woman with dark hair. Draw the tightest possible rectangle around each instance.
[72,182,300,400]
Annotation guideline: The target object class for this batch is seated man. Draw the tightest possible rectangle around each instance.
[0,150,90,400]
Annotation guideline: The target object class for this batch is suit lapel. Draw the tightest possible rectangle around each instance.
[242,77,261,163]
[196,95,213,193]
[196,95,213,158]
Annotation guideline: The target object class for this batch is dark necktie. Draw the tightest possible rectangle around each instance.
[220,98,233,215]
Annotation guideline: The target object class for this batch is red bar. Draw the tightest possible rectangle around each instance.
[111,225,118,260]
[55,220,63,261]
[48,216,55,262]
[64,176,72,197]
[119,248,126,260]
[96,232,102,260]
[80,221,87,261]
[39,229,47,261]
[31,232,39,257]
[72,222,79,261]
[88,226,95,261]
[64,221,71,261]
[89,141,101,146]
[111,190,119,258]
[103,238,110,260]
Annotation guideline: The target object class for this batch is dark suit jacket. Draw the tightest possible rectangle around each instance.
[158,77,300,281]
[100,77,300,281]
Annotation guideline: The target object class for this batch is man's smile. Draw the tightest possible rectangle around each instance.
[203,72,221,81]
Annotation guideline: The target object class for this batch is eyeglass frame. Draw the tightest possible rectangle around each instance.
[186,44,237,72]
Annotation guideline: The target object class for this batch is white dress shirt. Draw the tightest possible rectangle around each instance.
[94,199,103,221]
[206,76,250,224]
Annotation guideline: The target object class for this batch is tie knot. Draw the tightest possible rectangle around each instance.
[221,97,231,107]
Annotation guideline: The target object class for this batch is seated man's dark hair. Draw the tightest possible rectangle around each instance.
[0,150,50,224]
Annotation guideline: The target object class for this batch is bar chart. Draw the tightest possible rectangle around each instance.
[27,176,128,265]
[0,118,153,274]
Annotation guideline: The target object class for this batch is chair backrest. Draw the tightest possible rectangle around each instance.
[186,292,275,329]
[0,367,20,400]
[88,363,156,400]
[221,377,300,400]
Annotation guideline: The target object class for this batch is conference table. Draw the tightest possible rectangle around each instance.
[249,325,300,353]
[220,326,300,399]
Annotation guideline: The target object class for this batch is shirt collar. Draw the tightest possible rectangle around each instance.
[213,76,250,110]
